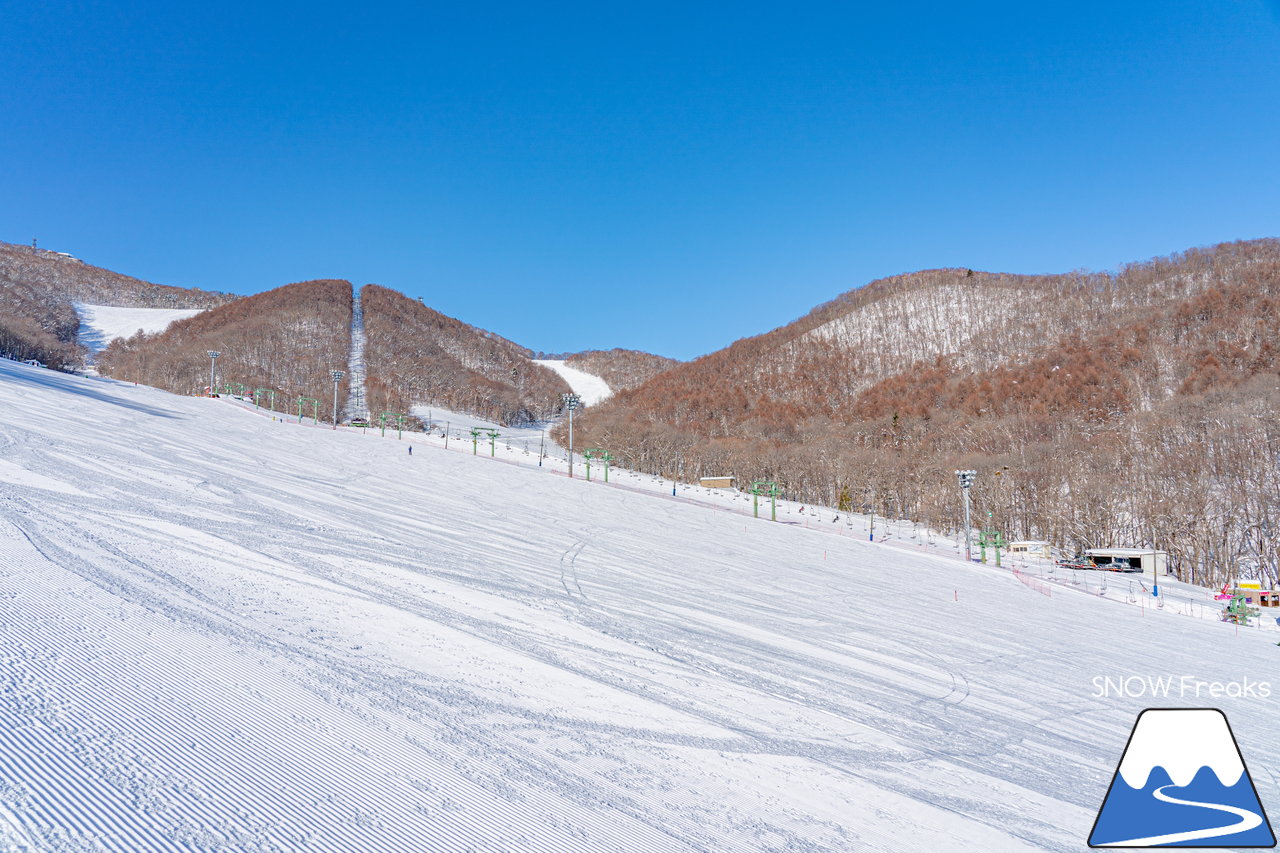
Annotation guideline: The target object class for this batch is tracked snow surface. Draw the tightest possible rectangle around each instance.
[0,359,1277,852]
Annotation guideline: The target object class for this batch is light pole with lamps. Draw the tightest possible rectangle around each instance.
[561,392,580,477]
[330,370,345,430]
[956,469,977,562]
[206,351,220,396]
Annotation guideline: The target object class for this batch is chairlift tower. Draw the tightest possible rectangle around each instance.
[379,412,407,439]
[470,427,500,456]
[583,448,613,482]
[296,396,319,424]
[750,480,782,521]
[978,520,1006,567]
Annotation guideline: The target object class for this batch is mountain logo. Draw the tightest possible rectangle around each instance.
[1089,708,1276,847]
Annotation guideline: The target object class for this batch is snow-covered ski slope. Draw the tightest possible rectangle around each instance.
[0,360,1277,852]
[534,359,612,405]
[342,287,368,421]
[74,304,204,353]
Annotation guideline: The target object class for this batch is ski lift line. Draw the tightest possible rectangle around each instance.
[211,395,1276,631]
[890,535,1278,634]
[1041,560,1269,631]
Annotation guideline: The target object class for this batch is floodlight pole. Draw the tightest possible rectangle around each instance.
[330,369,345,430]
[562,393,581,478]
[206,351,220,395]
[956,470,977,562]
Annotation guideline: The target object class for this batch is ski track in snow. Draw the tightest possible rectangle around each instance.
[0,359,1277,852]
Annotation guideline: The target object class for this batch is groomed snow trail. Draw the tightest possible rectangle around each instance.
[74,304,204,354]
[0,360,1277,852]
[533,359,611,405]
[343,286,368,420]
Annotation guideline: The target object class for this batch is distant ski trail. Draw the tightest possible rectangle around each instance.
[1104,785,1263,846]
[533,360,611,406]
[344,285,368,421]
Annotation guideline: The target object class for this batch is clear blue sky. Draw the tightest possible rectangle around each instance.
[4,1,1279,360]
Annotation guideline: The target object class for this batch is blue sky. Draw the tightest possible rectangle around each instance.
[3,1,1279,360]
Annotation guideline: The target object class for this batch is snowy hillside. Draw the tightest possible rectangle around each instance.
[1,359,1277,852]
[75,303,204,352]
[534,359,612,405]
[799,280,1047,373]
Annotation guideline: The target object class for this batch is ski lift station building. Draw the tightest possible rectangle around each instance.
[1084,547,1169,575]
[1008,540,1054,559]
[698,476,734,489]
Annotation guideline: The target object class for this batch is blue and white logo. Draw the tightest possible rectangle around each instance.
[1090,708,1275,847]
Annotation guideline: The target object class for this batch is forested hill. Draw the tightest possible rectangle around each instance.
[0,241,232,309]
[94,281,575,427]
[360,284,570,425]
[0,240,235,368]
[99,280,355,409]
[564,349,680,393]
[559,238,1280,586]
